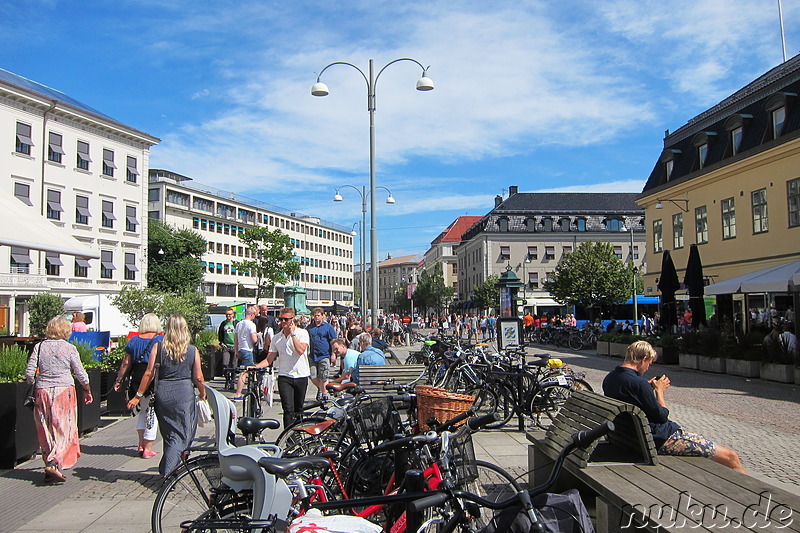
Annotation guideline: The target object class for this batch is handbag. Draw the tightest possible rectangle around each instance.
[145,344,161,430]
[24,343,42,409]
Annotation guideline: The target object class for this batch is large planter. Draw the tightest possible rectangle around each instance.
[608,342,628,357]
[795,367,800,385]
[99,371,115,401]
[200,346,217,381]
[106,387,131,415]
[76,368,101,434]
[0,382,39,469]
[679,353,699,370]
[697,356,726,373]
[596,341,611,356]
[726,359,761,378]
[760,362,794,383]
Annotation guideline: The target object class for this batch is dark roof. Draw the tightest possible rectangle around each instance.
[494,192,643,214]
[642,53,800,195]
[0,68,157,142]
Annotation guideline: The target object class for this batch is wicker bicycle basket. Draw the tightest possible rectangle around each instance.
[415,385,474,431]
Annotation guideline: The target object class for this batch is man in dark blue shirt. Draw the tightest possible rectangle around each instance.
[603,341,745,473]
[307,308,337,401]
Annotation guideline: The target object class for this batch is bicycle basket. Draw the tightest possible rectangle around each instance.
[415,385,474,431]
[447,427,478,486]
[351,397,398,448]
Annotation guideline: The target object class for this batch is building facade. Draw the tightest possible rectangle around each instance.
[421,216,482,299]
[148,169,355,309]
[638,55,800,324]
[374,254,422,313]
[1,68,158,334]
[456,187,646,314]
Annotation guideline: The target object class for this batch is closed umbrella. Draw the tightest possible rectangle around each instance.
[657,250,681,333]
[684,244,707,329]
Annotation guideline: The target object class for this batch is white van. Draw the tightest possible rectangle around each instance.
[64,294,133,338]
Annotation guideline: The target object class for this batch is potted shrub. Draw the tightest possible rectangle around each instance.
[596,333,613,355]
[194,329,220,380]
[99,337,128,414]
[0,344,39,468]
[725,332,762,378]
[678,329,728,373]
[72,342,102,434]
[760,332,794,383]
[651,334,679,365]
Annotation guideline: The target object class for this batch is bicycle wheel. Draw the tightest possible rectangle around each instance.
[464,460,523,528]
[405,352,426,365]
[464,385,498,419]
[567,334,584,351]
[274,416,331,450]
[530,384,571,429]
[152,455,252,533]
[484,383,516,429]
[570,378,594,393]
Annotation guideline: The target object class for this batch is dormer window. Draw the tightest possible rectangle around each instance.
[772,106,786,138]
[723,114,751,157]
[525,217,536,232]
[575,218,587,231]
[659,149,681,182]
[697,143,708,169]
[498,217,509,232]
[731,127,743,155]
[764,92,795,141]
[605,218,623,232]
[541,217,553,231]
[691,131,715,171]
[559,217,571,231]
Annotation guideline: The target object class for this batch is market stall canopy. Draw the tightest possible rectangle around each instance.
[0,196,100,258]
[705,260,800,295]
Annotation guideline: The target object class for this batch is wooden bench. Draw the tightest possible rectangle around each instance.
[358,364,427,397]
[527,390,800,532]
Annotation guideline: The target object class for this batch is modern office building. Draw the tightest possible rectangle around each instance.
[0,68,159,334]
[638,54,800,325]
[147,169,355,309]
[455,187,646,314]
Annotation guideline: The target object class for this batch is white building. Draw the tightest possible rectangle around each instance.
[0,68,159,335]
[147,169,355,309]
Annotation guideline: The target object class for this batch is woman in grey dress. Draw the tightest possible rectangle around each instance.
[128,315,206,476]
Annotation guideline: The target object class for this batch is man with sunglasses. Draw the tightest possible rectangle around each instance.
[264,307,310,427]
[217,309,238,370]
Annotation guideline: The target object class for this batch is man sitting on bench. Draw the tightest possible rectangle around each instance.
[603,340,746,474]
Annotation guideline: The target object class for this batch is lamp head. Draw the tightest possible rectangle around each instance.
[416,75,434,91]
[311,82,330,97]
[351,230,357,236]
[333,193,343,202]
[655,201,664,209]
[385,195,396,204]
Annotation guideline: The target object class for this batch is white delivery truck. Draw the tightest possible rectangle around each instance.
[64,294,133,338]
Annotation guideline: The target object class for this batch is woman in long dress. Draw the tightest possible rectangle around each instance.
[127,315,206,476]
[25,316,93,483]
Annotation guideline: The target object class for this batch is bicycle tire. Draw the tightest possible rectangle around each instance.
[484,383,516,429]
[567,334,584,351]
[570,378,594,393]
[405,352,426,365]
[464,385,499,420]
[274,416,331,450]
[530,384,571,429]
[151,454,252,533]
[464,460,523,528]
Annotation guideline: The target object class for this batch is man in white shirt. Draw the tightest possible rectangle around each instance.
[233,306,259,400]
[265,307,310,428]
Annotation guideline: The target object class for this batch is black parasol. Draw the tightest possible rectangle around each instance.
[684,244,707,329]
[657,250,681,332]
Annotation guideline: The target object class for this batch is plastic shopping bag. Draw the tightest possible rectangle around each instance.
[262,368,276,407]
[196,397,213,427]
[287,509,381,533]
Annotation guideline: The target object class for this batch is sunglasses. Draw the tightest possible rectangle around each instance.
[279,317,294,321]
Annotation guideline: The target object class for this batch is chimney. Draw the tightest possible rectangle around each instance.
[509,185,518,196]
[386,252,392,259]
[495,195,503,207]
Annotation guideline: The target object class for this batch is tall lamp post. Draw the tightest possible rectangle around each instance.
[333,184,395,323]
[350,222,360,312]
[313,58,434,328]
[624,225,639,334]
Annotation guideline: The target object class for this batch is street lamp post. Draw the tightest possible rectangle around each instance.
[333,184,395,323]
[625,225,639,335]
[313,58,434,328]
[350,222,360,312]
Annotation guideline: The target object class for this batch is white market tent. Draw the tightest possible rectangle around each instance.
[705,260,800,295]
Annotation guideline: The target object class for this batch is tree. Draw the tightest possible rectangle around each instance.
[390,287,411,314]
[232,227,300,302]
[28,293,65,337]
[112,286,162,327]
[111,286,208,337]
[472,275,500,313]
[543,241,642,319]
[412,264,454,317]
[148,220,206,293]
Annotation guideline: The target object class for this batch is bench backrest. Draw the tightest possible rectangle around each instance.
[358,364,427,396]
[546,389,659,467]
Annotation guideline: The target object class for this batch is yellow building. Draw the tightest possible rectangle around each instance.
[639,55,800,327]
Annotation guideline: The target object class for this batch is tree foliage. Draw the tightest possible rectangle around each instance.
[390,287,412,314]
[412,264,454,317]
[543,241,642,318]
[111,286,208,337]
[28,293,65,337]
[232,227,300,302]
[472,275,500,313]
[148,220,206,292]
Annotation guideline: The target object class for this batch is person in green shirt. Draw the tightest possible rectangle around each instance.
[217,309,238,368]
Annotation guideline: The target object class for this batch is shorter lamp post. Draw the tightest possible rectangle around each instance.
[625,225,639,335]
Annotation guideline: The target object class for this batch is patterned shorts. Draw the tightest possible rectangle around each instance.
[659,428,717,458]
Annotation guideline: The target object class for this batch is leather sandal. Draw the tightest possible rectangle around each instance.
[45,467,66,482]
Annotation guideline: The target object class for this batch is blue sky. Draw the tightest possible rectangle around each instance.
[2,0,797,261]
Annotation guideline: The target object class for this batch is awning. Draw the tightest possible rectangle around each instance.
[705,260,800,295]
[624,296,660,305]
[0,196,100,258]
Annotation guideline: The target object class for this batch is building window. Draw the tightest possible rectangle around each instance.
[605,218,623,232]
[100,250,115,279]
[125,205,139,232]
[77,141,91,170]
[544,246,555,260]
[613,246,623,259]
[45,253,62,276]
[498,246,510,260]
[124,253,138,280]
[527,246,538,260]
[672,213,684,249]
[48,132,64,163]
[575,218,587,231]
[525,217,536,232]
[14,183,33,206]
[789,178,800,228]
[752,188,768,234]
[632,246,640,260]
[148,188,160,202]
[772,106,786,139]
[665,159,674,180]
[101,200,116,228]
[528,272,539,289]
[541,217,553,231]
[46,189,63,220]
[720,197,736,239]
[75,195,91,224]
[653,220,663,253]
[559,218,571,231]
[695,205,708,244]
[102,149,116,177]
[15,122,33,155]
[74,258,90,277]
[166,190,190,207]
[193,197,213,212]
[148,210,160,220]
[497,217,509,232]
[126,156,139,183]
[697,143,708,169]
[731,127,743,155]
[10,247,32,273]
[563,246,572,256]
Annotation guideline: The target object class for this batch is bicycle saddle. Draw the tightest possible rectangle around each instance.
[257,455,331,477]
[326,382,357,393]
[237,417,280,435]
[291,419,337,436]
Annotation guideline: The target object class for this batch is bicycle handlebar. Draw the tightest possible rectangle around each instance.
[465,412,500,432]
